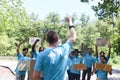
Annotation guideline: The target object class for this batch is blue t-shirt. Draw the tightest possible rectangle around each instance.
[98,55,110,63]
[33,50,39,58]
[83,53,96,68]
[69,55,83,74]
[15,53,31,75]
[34,41,72,80]
[96,58,109,80]
[97,69,108,80]
[67,58,72,70]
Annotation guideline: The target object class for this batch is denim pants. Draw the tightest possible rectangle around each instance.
[82,68,92,80]
[16,74,25,80]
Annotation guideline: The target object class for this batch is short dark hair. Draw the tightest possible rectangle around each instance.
[39,46,44,52]
[73,49,81,53]
[99,51,105,55]
[22,48,28,52]
[46,30,59,44]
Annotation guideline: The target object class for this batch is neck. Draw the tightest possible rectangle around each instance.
[49,43,57,48]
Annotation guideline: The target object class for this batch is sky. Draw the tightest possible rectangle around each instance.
[23,0,99,21]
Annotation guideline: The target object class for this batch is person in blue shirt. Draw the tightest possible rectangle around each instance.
[31,39,45,80]
[32,39,44,59]
[95,44,111,63]
[67,51,73,80]
[15,42,31,80]
[69,49,83,80]
[81,43,96,80]
[33,17,76,80]
[96,55,112,80]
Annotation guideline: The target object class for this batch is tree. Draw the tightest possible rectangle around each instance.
[0,0,31,55]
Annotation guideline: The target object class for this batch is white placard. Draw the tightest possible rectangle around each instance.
[18,60,30,71]
[96,38,109,46]
[29,37,41,46]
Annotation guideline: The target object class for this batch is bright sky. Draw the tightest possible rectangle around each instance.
[23,0,98,21]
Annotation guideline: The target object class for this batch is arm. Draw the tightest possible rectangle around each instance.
[95,45,98,58]
[109,68,112,75]
[16,42,22,55]
[108,44,111,58]
[81,43,84,56]
[33,71,40,80]
[32,39,39,52]
[65,17,76,43]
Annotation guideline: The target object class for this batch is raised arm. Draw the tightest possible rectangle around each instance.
[16,42,22,55]
[95,45,98,58]
[65,17,76,43]
[32,39,39,52]
[81,43,84,56]
[108,44,111,58]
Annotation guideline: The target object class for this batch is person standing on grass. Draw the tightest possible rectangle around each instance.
[33,17,76,80]
[15,42,31,80]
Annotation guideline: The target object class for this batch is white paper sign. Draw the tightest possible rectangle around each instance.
[96,38,109,46]
[29,37,41,46]
[18,60,30,71]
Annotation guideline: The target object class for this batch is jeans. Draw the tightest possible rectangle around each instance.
[70,73,80,80]
[16,74,25,80]
[82,68,92,80]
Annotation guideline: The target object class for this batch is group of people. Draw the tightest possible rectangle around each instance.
[15,39,44,80]
[67,43,112,80]
[15,17,112,80]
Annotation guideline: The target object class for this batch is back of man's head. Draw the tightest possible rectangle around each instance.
[46,30,59,44]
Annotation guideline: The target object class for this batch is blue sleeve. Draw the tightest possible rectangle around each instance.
[83,53,87,57]
[96,57,99,63]
[93,57,97,63]
[80,58,83,63]
[34,53,43,71]
[17,53,23,60]
[62,41,72,55]
[33,50,38,58]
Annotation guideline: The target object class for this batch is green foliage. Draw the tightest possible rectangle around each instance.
[0,0,120,58]
[92,0,120,20]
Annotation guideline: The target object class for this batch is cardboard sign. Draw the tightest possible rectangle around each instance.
[29,37,41,46]
[18,60,30,71]
[73,64,87,70]
[96,38,109,46]
[95,63,112,72]
[30,60,36,80]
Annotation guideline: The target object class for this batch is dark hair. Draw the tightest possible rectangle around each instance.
[22,48,28,52]
[46,30,58,44]
[39,46,44,52]
[99,51,105,55]
[73,49,81,53]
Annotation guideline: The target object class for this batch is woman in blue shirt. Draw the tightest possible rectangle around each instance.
[96,56,112,80]
[15,42,31,80]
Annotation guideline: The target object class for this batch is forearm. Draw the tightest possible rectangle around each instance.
[16,44,21,54]
[32,42,37,52]
[81,43,84,56]
[108,47,111,57]
[69,27,76,42]
[95,45,98,58]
